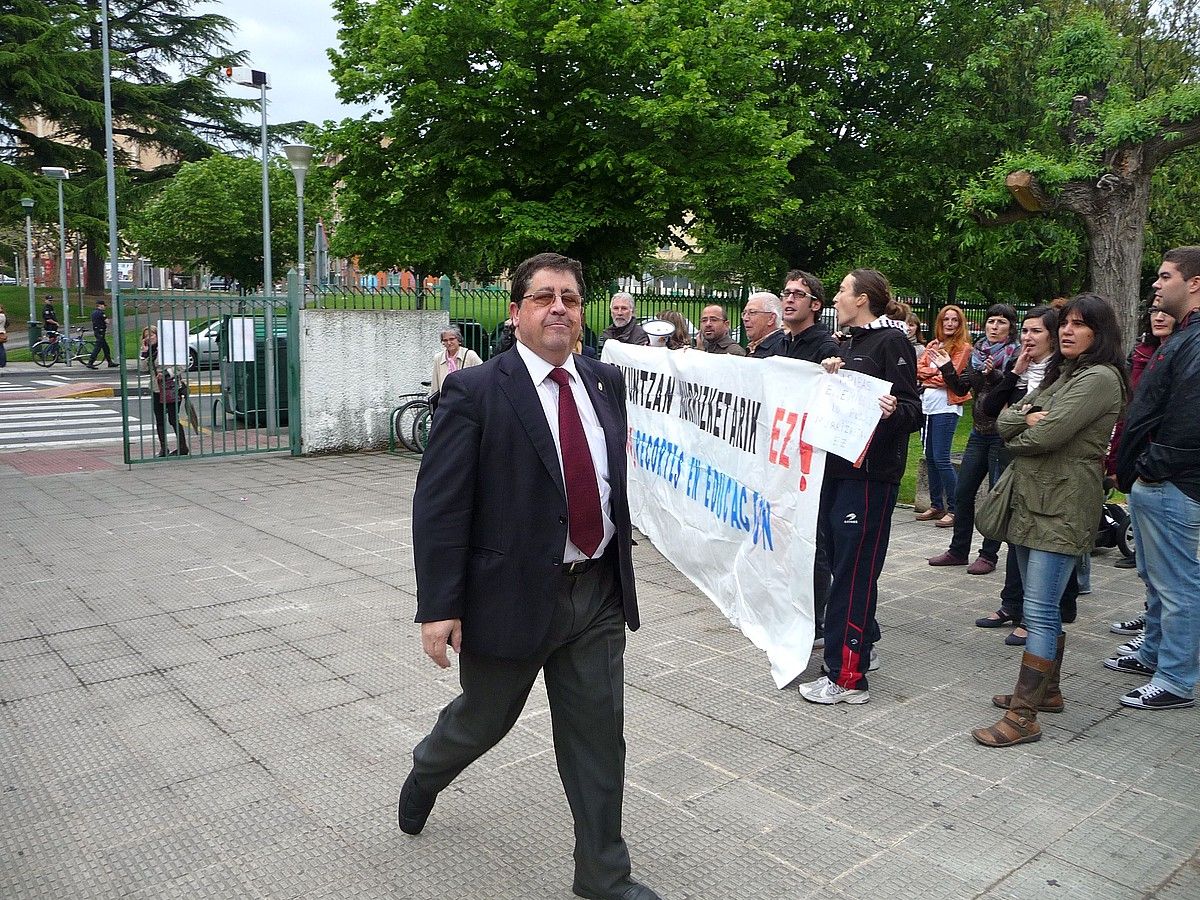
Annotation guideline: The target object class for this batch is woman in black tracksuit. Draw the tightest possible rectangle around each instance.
[797,270,921,706]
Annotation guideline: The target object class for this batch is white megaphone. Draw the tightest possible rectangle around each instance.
[643,320,674,347]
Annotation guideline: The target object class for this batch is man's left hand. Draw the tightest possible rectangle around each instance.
[879,394,897,419]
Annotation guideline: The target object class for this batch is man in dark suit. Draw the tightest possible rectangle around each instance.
[403,253,661,900]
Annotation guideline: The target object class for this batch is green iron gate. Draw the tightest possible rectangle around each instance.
[116,272,302,463]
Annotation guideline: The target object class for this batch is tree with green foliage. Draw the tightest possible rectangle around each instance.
[959,4,1200,339]
[326,0,803,282]
[0,0,261,291]
[128,154,329,291]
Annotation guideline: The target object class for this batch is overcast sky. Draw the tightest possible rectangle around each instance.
[206,0,372,126]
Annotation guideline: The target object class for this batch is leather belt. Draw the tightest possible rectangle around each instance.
[564,557,601,577]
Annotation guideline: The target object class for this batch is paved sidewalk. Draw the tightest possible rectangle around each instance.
[1,451,1197,899]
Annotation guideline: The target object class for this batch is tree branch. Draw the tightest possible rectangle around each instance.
[1145,113,1200,169]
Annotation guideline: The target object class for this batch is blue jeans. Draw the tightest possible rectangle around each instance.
[923,413,959,512]
[948,431,1005,560]
[1011,545,1074,659]
[1130,480,1200,698]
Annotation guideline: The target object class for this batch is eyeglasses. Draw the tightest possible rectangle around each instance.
[699,316,726,324]
[780,289,813,300]
[1150,308,1170,317]
[523,289,582,309]
[741,309,772,317]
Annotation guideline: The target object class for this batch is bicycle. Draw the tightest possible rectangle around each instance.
[31,327,96,368]
[390,384,432,453]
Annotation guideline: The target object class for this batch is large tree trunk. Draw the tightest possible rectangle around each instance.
[1054,151,1153,346]
[86,236,105,294]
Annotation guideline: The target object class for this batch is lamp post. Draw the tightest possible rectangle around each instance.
[20,197,35,342]
[41,167,70,365]
[282,144,314,295]
[224,66,272,296]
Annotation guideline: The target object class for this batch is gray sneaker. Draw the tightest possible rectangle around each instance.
[797,675,870,705]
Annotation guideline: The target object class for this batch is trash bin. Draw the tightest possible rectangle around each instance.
[27,321,41,348]
[218,316,288,426]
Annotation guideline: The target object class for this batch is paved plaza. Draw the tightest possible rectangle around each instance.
[2,449,1198,899]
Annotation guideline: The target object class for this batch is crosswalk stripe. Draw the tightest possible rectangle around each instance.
[0,424,156,440]
[0,409,124,422]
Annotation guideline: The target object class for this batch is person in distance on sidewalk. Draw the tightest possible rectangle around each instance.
[402,253,661,900]
[797,269,920,706]
[973,294,1127,746]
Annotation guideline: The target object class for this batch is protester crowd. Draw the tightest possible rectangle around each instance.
[595,247,1200,739]
[401,249,1199,900]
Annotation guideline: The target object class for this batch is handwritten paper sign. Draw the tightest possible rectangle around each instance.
[156,320,189,367]
[784,369,890,465]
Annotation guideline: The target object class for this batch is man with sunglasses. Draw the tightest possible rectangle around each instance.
[403,253,660,900]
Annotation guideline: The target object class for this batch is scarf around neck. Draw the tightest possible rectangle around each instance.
[971,336,1019,374]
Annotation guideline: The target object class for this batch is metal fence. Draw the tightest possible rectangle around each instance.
[116,284,297,463]
[308,281,757,359]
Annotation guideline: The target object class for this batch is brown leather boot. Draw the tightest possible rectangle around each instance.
[993,633,1065,713]
[972,651,1053,747]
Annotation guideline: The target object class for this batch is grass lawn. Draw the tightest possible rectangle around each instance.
[898,403,975,506]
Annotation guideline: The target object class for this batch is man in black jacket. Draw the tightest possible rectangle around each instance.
[403,253,660,900]
[797,269,920,705]
[1114,246,1200,711]
[86,299,115,368]
[775,270,841,363]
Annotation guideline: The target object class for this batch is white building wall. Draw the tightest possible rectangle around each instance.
[299,307,448,453]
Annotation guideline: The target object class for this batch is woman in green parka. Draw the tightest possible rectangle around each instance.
[973,293,1129,748]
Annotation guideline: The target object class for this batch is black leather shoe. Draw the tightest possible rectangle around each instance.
[573,879,663,900]
[397,771,436,835]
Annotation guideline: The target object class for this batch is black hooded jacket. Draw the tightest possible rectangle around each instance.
[1117,309,1200,501]
[823,317,921,485]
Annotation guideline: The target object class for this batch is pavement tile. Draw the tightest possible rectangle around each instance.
[2,450,1196,898]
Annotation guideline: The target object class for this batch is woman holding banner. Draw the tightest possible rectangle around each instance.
[797,269,921,706]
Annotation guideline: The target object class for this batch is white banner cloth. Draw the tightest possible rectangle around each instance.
[603,342,852,687]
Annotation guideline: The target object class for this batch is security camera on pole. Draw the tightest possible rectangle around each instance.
[224,66,273,296]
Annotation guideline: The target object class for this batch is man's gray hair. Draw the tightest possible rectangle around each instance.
[610,291,636,310]
[747,291,782,323]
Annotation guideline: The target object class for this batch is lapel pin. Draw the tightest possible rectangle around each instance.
[597,382,604,392]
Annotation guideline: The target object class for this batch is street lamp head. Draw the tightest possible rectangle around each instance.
[41,166,70,180]
[283,144,315,175]
[20,197,34,210]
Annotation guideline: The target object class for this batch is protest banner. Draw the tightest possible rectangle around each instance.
[603,342,878,687]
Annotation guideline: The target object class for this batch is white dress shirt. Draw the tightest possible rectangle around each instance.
[515,341,615,562]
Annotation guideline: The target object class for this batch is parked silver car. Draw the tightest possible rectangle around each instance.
[187,318,221,370]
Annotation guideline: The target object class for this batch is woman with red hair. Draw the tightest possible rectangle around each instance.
[915,305,971,527]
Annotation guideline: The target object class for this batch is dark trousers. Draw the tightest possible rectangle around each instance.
[88,333,113,366]
[152,392,189,456]
[813,525,830,635]
[948,431,1006,561]
[411,559,632,895]
[999,546,1080,624]
[820,477,898,691]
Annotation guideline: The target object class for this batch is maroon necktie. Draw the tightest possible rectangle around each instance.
[548,367,603,557]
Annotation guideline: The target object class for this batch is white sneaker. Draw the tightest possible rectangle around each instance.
[822,646,879,674]
[1116,632,1146,656]
[797,675,870,705]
